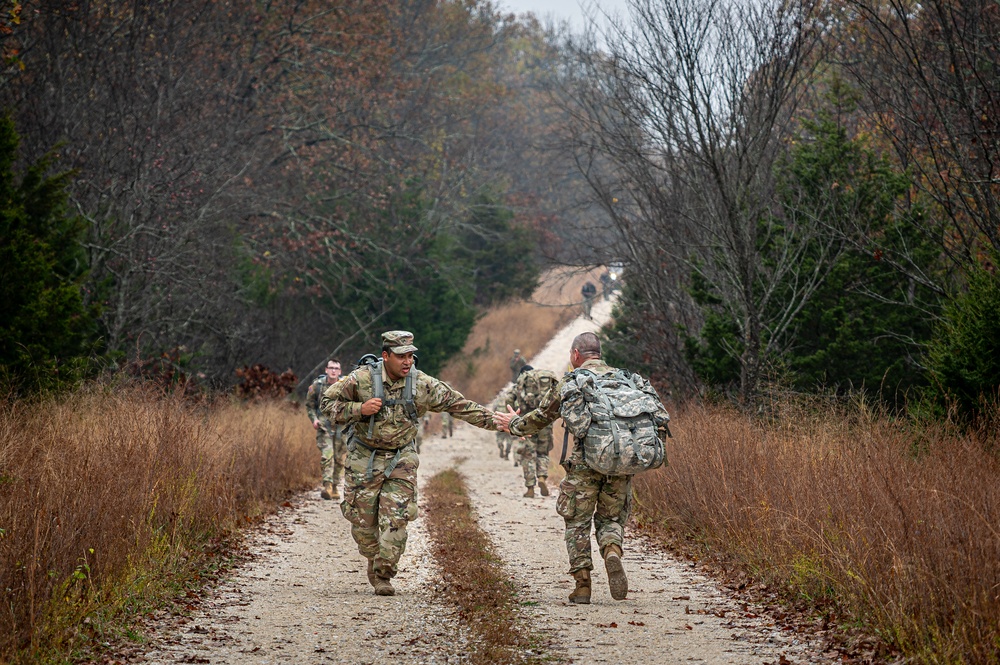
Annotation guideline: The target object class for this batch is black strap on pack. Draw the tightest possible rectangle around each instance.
[560,426,571,465]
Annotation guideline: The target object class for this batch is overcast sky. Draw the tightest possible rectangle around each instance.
[497,0,632,34]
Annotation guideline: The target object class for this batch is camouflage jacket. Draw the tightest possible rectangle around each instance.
[305,375,333,429]
[508,359,667,464]
[321,364,496,451]
[507,368,559,415]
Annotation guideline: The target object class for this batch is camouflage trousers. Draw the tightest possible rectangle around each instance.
[556,462,633,574]
[518,427,553,487]
[496,430,514,458]
[340,442,419,578]
[316,425,348,485]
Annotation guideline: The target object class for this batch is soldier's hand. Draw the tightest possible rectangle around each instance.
[492,405,520,432]
[312,419,321,430]
[361,398,383,416]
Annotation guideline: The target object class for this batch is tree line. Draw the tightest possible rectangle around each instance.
[0,0,603,392]
[558,0,1000,422]
[3,0,997,423]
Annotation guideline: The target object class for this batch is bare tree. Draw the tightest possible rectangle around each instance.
[841,0,1000,268]
[560,0,832,404]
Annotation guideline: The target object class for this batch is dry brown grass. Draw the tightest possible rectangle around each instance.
[0,384,315,663]
[438,266,607,405]
[422,465,545,664]
[634,399,1000,664]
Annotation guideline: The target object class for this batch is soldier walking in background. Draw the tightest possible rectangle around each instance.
[440,412,454,438]
[581,281,598,319]
[492,385,516,460]
[494,332,671,605]
[306,359,347,500]
[507,365,557,498]
[508,348,527,382]
[322,331,498,597]
[599,270,613,300]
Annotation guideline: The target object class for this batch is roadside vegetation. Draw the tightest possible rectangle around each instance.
[0,386,314,663]
[423,466,546,665]
[634,398,1000,664]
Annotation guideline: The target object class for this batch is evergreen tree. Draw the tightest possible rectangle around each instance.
[0,115,98,392]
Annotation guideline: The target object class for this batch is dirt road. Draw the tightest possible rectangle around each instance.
[138,297,837,664]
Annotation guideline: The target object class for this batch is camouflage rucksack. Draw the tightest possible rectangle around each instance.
[516,368,558,412]
[561,368,669,476]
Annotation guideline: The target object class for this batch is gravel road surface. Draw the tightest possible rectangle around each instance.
[138,297,841,664]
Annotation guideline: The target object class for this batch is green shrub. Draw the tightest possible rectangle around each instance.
[924,261,1000,422]
[0,114,99,393]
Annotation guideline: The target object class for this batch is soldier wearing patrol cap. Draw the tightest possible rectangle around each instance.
[321,330,498,596]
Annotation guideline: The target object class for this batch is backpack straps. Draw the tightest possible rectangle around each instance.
[366,360,385,439]
[366,361,420,438]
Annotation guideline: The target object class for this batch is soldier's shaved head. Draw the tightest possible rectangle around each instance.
[571,332,601,359]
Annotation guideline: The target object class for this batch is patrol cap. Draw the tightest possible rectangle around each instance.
[514,348,521,354]
[381,330,418,354]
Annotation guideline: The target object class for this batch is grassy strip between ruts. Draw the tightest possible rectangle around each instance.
[422,466,551,665]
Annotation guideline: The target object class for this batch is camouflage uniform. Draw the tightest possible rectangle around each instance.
[506,369,557,489]
[508,358,667,575]
[321,332,496,581]
[492,386,516,459]
[306,374,347,487]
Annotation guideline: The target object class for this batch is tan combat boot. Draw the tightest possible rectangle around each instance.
[538,478,549,496]
[368,559,395,596]
[523,485,535,498]
[321,481,336,500]
[604,544,628,600]
[373,576,395,596]
[568,569,591,604]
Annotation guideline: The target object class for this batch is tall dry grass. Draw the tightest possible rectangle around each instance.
[0,384,315,662]
[635,399,1000,663]
[439,266,606,405]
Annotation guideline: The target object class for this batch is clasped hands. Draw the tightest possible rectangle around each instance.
[492,405,519,433]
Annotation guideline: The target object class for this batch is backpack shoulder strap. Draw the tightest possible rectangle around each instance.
[367,360,385,438]
[403,369,419,422]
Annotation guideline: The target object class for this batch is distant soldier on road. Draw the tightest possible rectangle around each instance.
[322,330,498,596]
[599,270,613,301]
[492,385,516,460]
[494,332,670,605]
[506,365,557,498]
[581,281,597,319]
[306,359,347,500]
[509,348,527,382]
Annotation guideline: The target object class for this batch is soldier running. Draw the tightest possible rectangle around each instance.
[321,330,498,596]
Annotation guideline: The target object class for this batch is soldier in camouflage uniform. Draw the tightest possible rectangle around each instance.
[506,365,557,498]
[492,385,516,460]
[509,348,527,382]
[494,331,669,605]
[305,359,347,500]
[321,330,498,596]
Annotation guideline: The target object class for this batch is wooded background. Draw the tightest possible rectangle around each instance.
[2,0,998,422]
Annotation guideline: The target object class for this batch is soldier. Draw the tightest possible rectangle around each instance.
[493,332,670,605]
[506,365,557,498]
[321,330,498,596]
[305,359,347,500]
[509,348,527,382]
[440,412,454,438]
[581,281,598,320]
[492,385,516,460]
